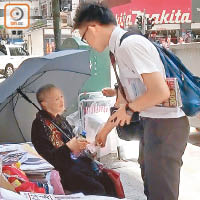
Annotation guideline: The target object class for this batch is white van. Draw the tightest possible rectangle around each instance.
[0,44,32,77]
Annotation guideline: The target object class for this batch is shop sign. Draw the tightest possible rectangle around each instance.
[111,0,192,27]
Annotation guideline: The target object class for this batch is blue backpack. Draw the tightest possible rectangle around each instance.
[120,32,200,116]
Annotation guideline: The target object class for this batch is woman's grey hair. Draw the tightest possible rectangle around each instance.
[36,84,56,104]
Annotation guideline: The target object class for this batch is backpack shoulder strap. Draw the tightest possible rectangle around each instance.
[119,32,146,46]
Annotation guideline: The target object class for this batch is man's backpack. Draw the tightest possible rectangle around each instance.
[120,32,200,116]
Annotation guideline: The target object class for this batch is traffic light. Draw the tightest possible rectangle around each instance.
[136,16,143,30]
[59,0,72,12]
[147,18,155,30]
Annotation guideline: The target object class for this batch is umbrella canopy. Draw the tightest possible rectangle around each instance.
[0,49,90,143]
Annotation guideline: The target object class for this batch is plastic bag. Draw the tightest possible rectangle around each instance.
[2,164,45,193]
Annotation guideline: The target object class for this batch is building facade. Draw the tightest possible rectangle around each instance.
[25,0,77,56]
[0,0,41,42]
[110,0,200,42]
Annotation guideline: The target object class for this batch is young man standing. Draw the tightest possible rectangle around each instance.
[73,2,190,200]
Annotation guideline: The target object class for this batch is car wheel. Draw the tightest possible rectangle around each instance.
[5,64,14,77]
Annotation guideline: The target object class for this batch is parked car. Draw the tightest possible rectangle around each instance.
[0,44,32,77]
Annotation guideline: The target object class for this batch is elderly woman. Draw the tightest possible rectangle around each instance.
[31,84,113,195]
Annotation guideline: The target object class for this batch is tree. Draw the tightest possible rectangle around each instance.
[52,0,61,51]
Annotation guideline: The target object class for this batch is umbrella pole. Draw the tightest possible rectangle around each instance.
[17,89,41,111]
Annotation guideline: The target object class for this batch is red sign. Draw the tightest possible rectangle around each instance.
[103,0,131,8]
[111,0,192,28]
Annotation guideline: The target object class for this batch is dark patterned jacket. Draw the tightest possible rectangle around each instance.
[31,110,93,180]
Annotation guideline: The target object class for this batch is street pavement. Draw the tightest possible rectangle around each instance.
[101,134,200,200]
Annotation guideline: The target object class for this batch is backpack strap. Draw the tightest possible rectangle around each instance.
[109,51,128,103]
[119,32,170,76]
[119,32,146,46]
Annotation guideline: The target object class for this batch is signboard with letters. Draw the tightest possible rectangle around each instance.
[111,0,192,28]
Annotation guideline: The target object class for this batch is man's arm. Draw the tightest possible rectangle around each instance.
[128,72,170,112]
[96,72,169,147]
[117,36,170,112]
[95,120,117,147]
[102,87,116,97]
[109,72,170,126]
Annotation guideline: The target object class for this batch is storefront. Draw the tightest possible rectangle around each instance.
[110,0,200,43]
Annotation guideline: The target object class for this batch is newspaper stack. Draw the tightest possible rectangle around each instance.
[157,77,182,108]
[20,192,125,200]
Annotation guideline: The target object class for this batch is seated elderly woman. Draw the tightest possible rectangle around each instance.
[31,84,114,195]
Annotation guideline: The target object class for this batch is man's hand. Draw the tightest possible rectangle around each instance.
[109,104,132,126]
[66,137,89,154]
[95,131,108,148]
[102,87,116,97]
[95,118,118,147]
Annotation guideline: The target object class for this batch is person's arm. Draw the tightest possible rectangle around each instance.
[102,87,116,97]
[109,72,170,126]
[128,72,170,112]
[95,119,118,147]
[31,119,72,170]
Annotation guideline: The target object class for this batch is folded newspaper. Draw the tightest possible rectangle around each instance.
[20,192,125,200]
[157,78,182,108]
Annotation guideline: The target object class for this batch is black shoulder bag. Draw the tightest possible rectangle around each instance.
[109,52,143,141]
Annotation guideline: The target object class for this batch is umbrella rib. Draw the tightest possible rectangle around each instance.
[0,67,88,112]
[8,73,46,142]
[20,69,89,92]
[11,96,27,142]
[0,93,26,142]
[0,93,17,112]
[0,73,44,112]
[20,72,46,91]
[48,69,91,76]
[13,92,20,109]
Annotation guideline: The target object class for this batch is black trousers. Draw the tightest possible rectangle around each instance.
[62,169,106,195]
[138,116,189,200]
[60,158,115,196]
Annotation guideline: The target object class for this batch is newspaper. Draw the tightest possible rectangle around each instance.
[0,143,53,172]
[19,153,53,172]
[20,192,85,200]
[157,78,182,108]
[20,192,126,200]
[0,188,27,200]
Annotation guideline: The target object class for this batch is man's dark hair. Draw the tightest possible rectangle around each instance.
[126,25,142,35]
[73,2,117,29]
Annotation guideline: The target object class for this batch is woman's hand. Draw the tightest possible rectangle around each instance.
[66,137,90,154]
[109,104,132,126]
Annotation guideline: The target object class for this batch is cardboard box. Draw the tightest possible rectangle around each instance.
[0,173,16,193]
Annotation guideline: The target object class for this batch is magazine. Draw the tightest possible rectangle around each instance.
[157,78,182,108]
